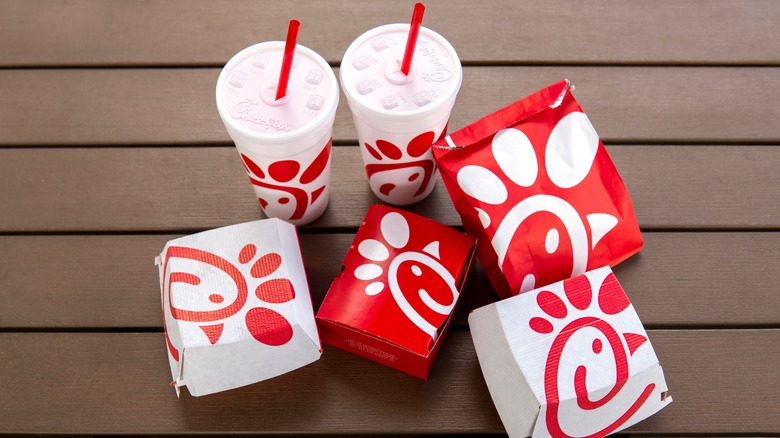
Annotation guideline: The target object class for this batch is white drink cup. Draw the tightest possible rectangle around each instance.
[341,24,462,206]
[216,42,338,226]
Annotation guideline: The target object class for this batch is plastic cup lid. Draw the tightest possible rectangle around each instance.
[340,24,462,119]
[216,42,338,141]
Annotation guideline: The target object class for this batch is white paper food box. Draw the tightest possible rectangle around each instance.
[156,219,321,396]
[469,266,671,437]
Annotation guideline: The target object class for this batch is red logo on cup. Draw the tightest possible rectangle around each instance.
[240,140,331,222]
[161,243,296,361]
[364,131,437,202]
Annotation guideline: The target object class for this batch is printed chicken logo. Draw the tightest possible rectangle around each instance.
[433,81,642,298]
[240,140,331,222]
[350,210,460,338]
[161,243,296,362]
[525,269,669,437]
[363,131,438,204]
[445,103,641,297]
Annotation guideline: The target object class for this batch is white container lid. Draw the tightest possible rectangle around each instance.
[216,42,338,145]
[340,24,462,121]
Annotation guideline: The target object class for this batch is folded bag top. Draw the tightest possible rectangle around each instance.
[433,80,643,299]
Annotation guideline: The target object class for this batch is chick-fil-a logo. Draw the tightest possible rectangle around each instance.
[453,110,630,295]
[230,99,292,132]
[528,271,656,437]
[351,211,460,337]
[161,243,296,362]
[240,140,330,222]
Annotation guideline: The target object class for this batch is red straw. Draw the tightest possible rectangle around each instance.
[275,19,300,101]
[400,3,425,76]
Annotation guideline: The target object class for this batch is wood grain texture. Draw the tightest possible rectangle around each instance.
[0,330,777,434]
[0,146,777,232]
[1,0,778,67]
[1,1,776,437]
[1,67,779,146]
[1,233,778,329]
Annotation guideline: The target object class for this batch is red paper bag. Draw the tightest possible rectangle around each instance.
[433,80,642,299]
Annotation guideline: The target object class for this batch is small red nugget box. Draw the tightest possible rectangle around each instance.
[316,204,476,379]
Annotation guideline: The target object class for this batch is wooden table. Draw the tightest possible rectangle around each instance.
[1,1,778,436]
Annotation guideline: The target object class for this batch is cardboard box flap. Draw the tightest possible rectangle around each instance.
[178,325,321,397]
[533,363,672,437]
[319,317,436,357]
[276,220,322,352]
[469,303,541,437]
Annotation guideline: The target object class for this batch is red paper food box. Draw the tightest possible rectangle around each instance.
[469,266,671,438]
[316,204,477,379]
[433,80,643,299]
[156,219,321,396]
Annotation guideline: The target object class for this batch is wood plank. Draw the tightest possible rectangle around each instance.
[1,0,778,66]
[0,146,777,232]
[0,330,776,434]
[1,67,779,146]
[1,233,777,329]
